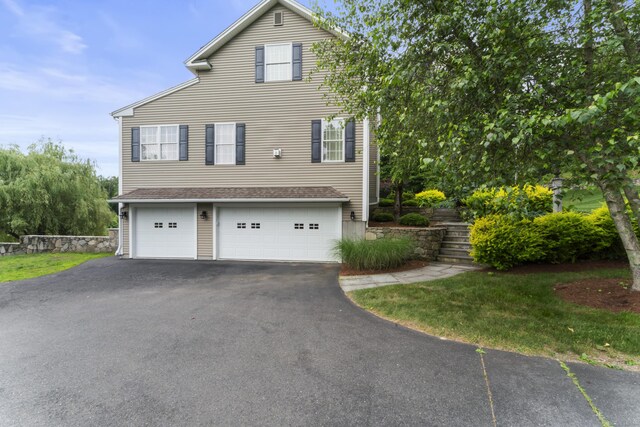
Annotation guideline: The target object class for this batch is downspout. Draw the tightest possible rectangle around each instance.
[362,117,370,222]
[115,116,124,256]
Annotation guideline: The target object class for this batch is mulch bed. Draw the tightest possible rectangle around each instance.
[555,278,640,313]
[340,259,430,276]
[367,221,429,228]
[490,260,629,274]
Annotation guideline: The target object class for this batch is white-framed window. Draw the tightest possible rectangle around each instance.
[322,118,345,162]
[140,125,179,161]
[215,123,236,165]
[265,43,292,82]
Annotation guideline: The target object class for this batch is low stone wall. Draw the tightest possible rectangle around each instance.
[365,226,447,261]
[0,228,119,257]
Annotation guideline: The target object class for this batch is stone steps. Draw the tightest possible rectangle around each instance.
[436,221,475,266]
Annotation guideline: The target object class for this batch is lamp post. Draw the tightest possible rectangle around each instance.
[551,176,564,213]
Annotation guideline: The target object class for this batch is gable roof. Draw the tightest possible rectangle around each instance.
[111,0,345,118]
[184,0,347,74]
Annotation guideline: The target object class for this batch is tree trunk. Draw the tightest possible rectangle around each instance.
[600,182,640,291]
[623,181,640,224]
[394,182,403,221]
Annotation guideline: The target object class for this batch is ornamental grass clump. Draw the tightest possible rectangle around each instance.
[334,237,415,271]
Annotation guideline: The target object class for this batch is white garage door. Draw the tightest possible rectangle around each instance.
[218,206,341,262]
[133,206,196,259]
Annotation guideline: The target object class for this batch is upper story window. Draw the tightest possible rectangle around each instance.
[215,123,236,165]
[140,125,179,161]
[322,119,345,162]
[265,43,292,82]
[256,43,302,83]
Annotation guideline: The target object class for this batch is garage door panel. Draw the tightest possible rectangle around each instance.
[218,207,340,262]
[134,207,196,259]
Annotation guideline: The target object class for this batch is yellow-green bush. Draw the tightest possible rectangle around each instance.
[470,215,545,270]
[470,207,623,269]
[415,189,446,207]
[463,184,552,221]
[532,212,608,263]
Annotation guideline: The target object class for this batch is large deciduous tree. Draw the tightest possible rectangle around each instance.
[0,140,113,238]
[313,0,640,290]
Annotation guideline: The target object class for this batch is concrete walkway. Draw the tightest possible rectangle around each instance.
[339,262,481,292]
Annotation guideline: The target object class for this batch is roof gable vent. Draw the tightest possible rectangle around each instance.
[274,11,284,26]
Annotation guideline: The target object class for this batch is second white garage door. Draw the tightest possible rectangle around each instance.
[218,206,341,262]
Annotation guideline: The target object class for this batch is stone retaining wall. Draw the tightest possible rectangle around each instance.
[0,228,118,257]
[365,226,447,261]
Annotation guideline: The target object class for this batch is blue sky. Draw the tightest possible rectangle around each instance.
[0,0,331,177]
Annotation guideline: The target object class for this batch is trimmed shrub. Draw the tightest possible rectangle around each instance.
[463,184,552,221]
[470,214,546,270]
[402,199,419,207]
[334,237,415,270]
[415,189,447,207]
[378,198,394,207]
[399,213,429,226]
[371,211,394,222]
[470,207,625,269]
[532,212,607,263]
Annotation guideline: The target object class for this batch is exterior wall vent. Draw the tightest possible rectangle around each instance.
[274,11,284,26]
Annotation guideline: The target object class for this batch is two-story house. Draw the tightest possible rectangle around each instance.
[110,0,379,262]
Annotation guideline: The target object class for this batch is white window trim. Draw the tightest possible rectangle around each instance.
[140,124,180,161]
[264,42,293,82]
[321,118,345,163]
[214,122,236,165]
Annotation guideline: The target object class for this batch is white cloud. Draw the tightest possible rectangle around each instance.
[1,0,87,54]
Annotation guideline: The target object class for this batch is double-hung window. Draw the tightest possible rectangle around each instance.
[215,123,236,165]
[140,125,179,161]
[322,119,345,162]
[265,43,292,82]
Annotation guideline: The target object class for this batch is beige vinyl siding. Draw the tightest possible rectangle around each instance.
[197,203,213,259]
[121,5,363,222]
[121,204,129,256]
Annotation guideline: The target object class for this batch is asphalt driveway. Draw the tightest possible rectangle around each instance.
[0,257,638,426]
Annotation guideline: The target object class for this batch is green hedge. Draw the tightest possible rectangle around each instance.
[469,207,624,270]
[399,213,429,226]
[371,211,394,222]
[378,198,394,207]
[334,237,415,270]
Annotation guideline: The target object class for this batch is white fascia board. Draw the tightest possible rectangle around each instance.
[110,78,200,117]
[184,0,348,72]
[109,198,350,204]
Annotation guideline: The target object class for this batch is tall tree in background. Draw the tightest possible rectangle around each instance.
[313,0,640,290]
[0,140,113,238]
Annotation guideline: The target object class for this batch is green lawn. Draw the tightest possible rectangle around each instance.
[0,252,111,283]
[563,188,605,212]
[349,268,640,367]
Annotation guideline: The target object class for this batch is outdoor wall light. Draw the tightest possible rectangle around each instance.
[200,210,208,220]
[350,211,356,221]
[119,210,128,220]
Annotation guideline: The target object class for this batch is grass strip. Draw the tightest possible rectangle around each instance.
[0,252,111,283]
[349,268,640,364]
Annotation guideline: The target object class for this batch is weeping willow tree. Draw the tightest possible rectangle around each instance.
[0,139,113,238]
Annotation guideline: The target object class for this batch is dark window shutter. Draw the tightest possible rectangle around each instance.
[292,43,302,81]
[205,124,215,165]
[131,127,140,162]
[255,46,265,83]
[179,125,188,161]
[236,123,245,165]
[311,120,321,163]
[345,119,356,162]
